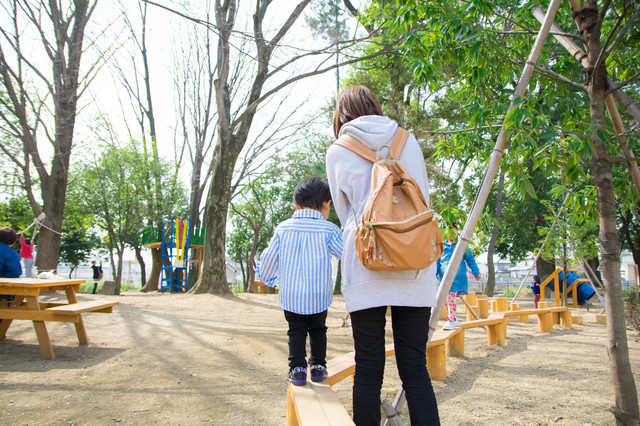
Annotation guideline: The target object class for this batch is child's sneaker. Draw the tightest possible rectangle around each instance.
[442,321,455,330]
[454,320,462,328]
[309,364,328,382]
[287,367,307,386]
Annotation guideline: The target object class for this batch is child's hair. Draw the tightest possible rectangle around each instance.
[0,227,17,245]
[24,238,31,245]
[333,85,383,138]
[533,275,540,282]
[294,177,332,210]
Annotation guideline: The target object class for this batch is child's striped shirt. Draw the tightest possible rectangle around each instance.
[258,209,343,314]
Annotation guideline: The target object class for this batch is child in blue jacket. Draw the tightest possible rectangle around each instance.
[0,227,22,316]
[436,228,481,330]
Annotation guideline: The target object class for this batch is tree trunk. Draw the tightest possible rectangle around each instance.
[333,259,342,295]
[247,255,256,293]
[140,248,161,292]
[582,3,639,420]
[485,172,505,297]
[536,257,556,283]
[134,246,146,288]
[190,152,234,295]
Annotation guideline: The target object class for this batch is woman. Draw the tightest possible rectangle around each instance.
[326,86,440,425]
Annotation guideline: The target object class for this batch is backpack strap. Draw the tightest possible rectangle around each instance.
[390,128,410,159]
[334,127,410,162]
[334,135,377,162]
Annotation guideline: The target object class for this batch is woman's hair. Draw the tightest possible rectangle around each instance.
[333,85,383,138]
[0,227,17,245]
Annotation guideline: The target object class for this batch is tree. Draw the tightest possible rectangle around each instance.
[0,0,101,271]
[144,0,384,295]
[391,0,639,421]
[59,187,101,278]
[306,0,351,96]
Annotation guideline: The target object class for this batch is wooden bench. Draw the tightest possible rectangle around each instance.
[45,300,119,314]
[286,381,354,425]
[427,327,465,381]
[461,315,506,346]
[502,306,569,333]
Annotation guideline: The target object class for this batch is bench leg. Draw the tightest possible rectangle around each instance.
[25,297,54,359]
[487,323,506,346]
[446,330,465,357]
[0,318,13,339]
[74,317,89,345]
[427,345,446,381]
[537,313,553,333]
[560,311,572,328]
[552,312,561,325]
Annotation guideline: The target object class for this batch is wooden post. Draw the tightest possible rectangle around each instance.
[477,295,489,319]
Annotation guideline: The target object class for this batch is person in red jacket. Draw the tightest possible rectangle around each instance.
[19,234,34,278]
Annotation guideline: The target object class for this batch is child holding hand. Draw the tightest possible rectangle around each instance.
[258,177,343,385]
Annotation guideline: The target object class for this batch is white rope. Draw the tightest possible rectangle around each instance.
[19,213,63,237]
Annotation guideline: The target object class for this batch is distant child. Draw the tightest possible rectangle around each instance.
[258,177,343,386]
[91,261,103,294]
[531,275,541,308]
[19,234,35,277]
[436,226,481,330]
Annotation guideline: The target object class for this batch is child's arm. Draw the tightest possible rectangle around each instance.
[328,226,343,259]
[258,234,280,288]
[463,248,481,280]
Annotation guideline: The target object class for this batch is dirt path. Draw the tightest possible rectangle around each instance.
[0,292,638,425]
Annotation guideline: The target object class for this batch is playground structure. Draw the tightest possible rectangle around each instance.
[540,267,597,308]
[142,220,206,292]
[285,297,583,425]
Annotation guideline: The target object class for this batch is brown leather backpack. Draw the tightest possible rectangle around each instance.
[334,128,443,271]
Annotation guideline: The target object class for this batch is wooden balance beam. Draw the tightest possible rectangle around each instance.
[286,381,354,426]
[289,305,579,424]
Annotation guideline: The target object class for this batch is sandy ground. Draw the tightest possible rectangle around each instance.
[0,291,638,425]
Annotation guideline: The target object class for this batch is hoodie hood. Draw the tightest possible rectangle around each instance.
[339,115,399,151]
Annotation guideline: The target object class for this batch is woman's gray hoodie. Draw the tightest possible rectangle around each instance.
[326,115,438,313]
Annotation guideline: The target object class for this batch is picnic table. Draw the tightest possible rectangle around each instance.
[0,277,118,359]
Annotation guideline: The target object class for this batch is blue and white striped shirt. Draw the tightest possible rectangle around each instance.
[258,209,343,315]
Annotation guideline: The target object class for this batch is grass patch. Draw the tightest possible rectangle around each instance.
[80,280,141,293]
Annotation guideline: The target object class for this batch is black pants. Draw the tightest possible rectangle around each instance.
[284,310,328,369]
[350,306,440,425]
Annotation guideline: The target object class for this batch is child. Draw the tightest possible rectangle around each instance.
[19,234,35,277]
[436,226,481,330]
[0,227,22,279]
[258,177,343,386]
[531,275,541,308]
[91,261,102,294]
[0,227,22,310]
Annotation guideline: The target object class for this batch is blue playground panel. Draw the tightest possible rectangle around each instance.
[550,271,596,305]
